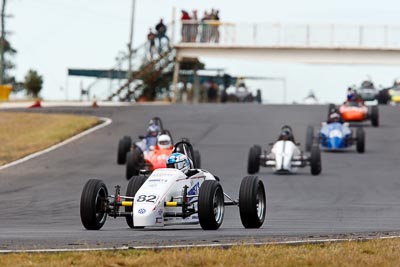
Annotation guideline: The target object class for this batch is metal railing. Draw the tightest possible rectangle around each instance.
[178,21,400,48]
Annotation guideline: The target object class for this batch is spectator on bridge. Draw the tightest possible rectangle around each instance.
[147,28,156,60]
[190,10,199,42]
[200,11,210,42]
[155,18,169,53]
[207,9,220,43]
[181,10,191,42]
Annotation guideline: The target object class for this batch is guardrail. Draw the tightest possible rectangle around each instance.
[179,21,400,48]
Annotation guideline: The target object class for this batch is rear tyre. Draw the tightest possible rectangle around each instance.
[125,176,147,228]
[247,145,261,174]
[117,136,131,164]
[194,150,201,169]
[310,145,322,175]
[239,176,266,228]
[126,148,143,180]
[198,180,224,230]
[356,127,365,153]
[80,179,108,230]
[305,126,314,152]
[370,106,379,127]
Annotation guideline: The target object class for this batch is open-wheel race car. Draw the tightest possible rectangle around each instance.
[117,117,201,179]
[247,126,321,176]
[333,102,379,127]
[80,140,266,230]
[305,123,365,153]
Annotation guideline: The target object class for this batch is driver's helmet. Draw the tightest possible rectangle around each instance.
[166,152,190,174]
[147,124,159,137]
[279,125,293,141]
[157,134,172,149]
[329,112,341,123]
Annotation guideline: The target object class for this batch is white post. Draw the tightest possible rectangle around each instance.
[127,0,136,87]
[171,7,176,45]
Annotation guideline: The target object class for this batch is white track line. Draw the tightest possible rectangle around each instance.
[1,235,400,253]
[0,117,112,171]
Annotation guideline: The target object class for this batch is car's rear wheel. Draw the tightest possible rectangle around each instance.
[125,176,147,228]
[198,180,224,230]
[194,150,201,168]
[239,176,266,228]
[126,148,143,180]
[370,106,379,127]
[117,136,131,164]
[356,127,365,153]
[80,179,108,230]
[305,125,314,152]
[248,145,261,174]
[310,145,322,175]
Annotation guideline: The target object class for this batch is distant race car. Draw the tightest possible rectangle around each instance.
[247,126,321,175]
[117,116,164,165]
[305,122,365,153]
[355,80,378,102]
[334,102,379,127]
[80,140,266,231]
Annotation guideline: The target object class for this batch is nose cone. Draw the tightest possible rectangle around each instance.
[328,137,343,149]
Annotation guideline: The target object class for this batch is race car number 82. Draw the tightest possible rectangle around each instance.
[136,194,158,203]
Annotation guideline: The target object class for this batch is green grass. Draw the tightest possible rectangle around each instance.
[0,112,99,165]
[1,238,400,267]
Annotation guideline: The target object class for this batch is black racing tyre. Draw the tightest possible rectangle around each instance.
[305,125,314,152]
[356,127,365,153]
[256,89,262,104]
[370,106,379,127]
[239,176,266,228]
[125,176,147,228]
[151,117,164,131]
[198,180,225,230]
[247,145,261,174]
[194,150,201,169]
[310,145,322,175]
[80,179,108,230]
[126,149,142,180]
[117,136,132,164]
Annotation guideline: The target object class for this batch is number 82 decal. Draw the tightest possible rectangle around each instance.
[136,194,158,203]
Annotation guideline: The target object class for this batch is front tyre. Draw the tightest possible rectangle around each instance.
[370,106,379,127]
[356,127,365,153]
[198,180,225,230]
[305,126,314,152]
[117,136,131,164]
[80,179,108,230]
[125,176,147,228]
[126,149,142,180]
[248,145,261,174]
[239,176,266,228]
[310,145,322,175]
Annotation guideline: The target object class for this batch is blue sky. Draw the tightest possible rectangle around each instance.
[7,0,400,103]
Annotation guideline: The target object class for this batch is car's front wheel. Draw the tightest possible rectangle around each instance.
[239,176,266,228]
[80,179,108,230]
[198,180,225,230]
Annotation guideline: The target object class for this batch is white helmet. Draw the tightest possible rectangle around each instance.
[166,153,190,174]
[157,134,172,149]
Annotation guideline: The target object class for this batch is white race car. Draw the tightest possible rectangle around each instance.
[247,126,322,175]
[81,140,266,230]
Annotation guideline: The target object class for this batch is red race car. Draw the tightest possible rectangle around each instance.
[331,102,379,127]
[125,132,174,180]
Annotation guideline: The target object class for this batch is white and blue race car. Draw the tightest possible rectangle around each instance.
[81,140,266,230]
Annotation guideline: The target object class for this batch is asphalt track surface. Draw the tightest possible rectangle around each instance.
[1,104,400,250]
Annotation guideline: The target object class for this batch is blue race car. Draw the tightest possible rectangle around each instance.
[305,122,365,153]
